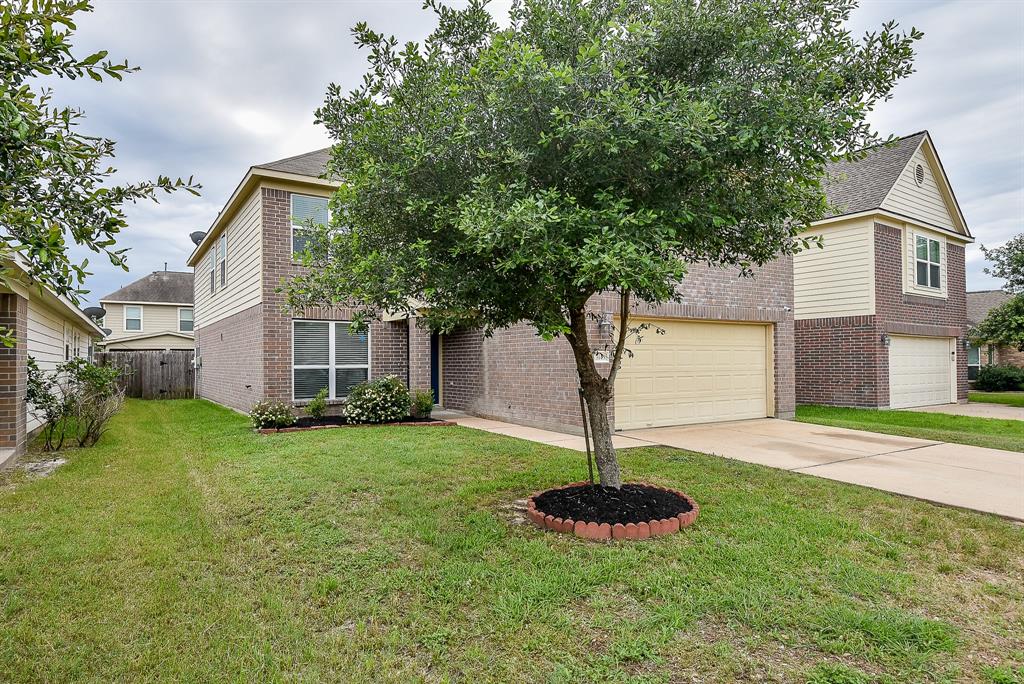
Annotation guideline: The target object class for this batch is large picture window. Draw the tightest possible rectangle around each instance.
[292,320,369,400]
[915,235,941,289]
[291,194,329,256]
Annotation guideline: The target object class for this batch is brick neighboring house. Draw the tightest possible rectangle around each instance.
[966,290,1023,378]
[97,270,194,351]
[0,257,103,467]
[794,131,972,409]
[187,150,795,433]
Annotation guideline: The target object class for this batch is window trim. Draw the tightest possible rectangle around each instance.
[290,193,331,258]
[914,234,942,290]
[124,304,143,332]
[217,234,227,289]
[291,319,371,401]
[178,307,194,333]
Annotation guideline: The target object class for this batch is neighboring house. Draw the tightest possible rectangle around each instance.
[97,270,194,351]
[966,289,1022,378]
[793,131,972,409]
[0,258,104,466]
[187,150,796,434]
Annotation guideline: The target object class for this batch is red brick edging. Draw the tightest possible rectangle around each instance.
[525,482,700,541]
[258,420,456,434]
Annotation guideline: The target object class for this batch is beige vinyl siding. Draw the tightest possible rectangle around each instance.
[101,302,191,339]
[26,298,93,433]
[903,224,948,299]
[793,219,875,320]
[881,145,956,231]
[104,334,194,351]
[193,187,263,329]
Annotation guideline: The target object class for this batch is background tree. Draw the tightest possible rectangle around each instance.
[982,234,1024,294]
[1,0,199,329]
[973,296,1024,353]
[287,0,920,488]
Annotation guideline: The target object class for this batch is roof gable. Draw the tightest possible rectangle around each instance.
[101,271,194,304]
[880,135,967,235]
[822,132,925,218]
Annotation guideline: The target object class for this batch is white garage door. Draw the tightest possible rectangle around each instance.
[888,336,955,409]
[614,319,771,430]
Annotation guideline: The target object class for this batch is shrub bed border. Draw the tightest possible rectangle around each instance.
[258,419,456,435]
[525,481,700,541]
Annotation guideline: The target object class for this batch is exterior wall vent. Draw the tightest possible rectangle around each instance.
[915,163,925,186]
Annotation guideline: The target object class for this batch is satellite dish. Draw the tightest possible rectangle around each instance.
[83,306,106,319]
[101,328,112,336]
[190,231,207,246]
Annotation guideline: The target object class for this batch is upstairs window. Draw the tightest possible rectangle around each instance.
[292,320,369,400]
[217,234,228,288]
[179,308,194,332]
[291,194,329,257]
[208,250,216,295]
[915,236,941,289]
[125,305,143,332]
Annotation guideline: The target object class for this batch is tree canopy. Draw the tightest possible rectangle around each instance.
[982,234,1024,295]
[1,0,199,310]
[973,295,1024,352]
[288,0,921,486]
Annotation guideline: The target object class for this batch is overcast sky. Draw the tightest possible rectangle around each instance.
[50,0,1024,306]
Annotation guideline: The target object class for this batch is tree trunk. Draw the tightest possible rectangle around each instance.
[565,305,622,488]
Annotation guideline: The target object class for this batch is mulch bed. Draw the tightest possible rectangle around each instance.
[258,417,455,434]
[526,482,699,541]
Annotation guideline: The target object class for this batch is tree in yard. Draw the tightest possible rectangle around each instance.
[973,295,1024,352]
[982,234,1024,295]
[286,0,921,488]
[1,0,199,330]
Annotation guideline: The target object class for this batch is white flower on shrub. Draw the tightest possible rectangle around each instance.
[342,375,410,424]
[250,401,296,429]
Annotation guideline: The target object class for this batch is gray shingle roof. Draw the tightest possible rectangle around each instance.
[101,271,194,304]
[822,132,927,219]
[255,148,332,178]
[966,290,1010,326]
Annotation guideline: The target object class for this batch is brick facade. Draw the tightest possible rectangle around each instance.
[0,293,28,463]
[195,304,264,412]
[794,221,968,408]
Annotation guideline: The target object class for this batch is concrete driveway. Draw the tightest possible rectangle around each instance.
[910,402,1024,420]
[624,419,1024,520]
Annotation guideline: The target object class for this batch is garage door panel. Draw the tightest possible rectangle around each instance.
[616,319,771,430]
[889,336,954,409]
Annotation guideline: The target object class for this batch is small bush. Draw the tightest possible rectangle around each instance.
[411,389,435,419]
[250,401,296,430]
[974,364,1024,392]
[306,387,329,420]
[27,356,125,450]
[343,375,410,424]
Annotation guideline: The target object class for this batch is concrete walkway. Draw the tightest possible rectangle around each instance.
[911,402,1024,420]
[443,411,1024,520]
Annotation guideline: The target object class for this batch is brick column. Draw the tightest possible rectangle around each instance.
[0,293,28,462]
[408,319,432,393]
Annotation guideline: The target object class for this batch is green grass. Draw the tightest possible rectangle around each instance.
[796,405,1024,452]
[1,400,1022,682]
[970,391,1024,408]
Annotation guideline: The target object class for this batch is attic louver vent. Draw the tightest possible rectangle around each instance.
[915,163,925,186]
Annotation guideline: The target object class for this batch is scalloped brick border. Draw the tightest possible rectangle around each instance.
[258,420,455,435]
[525,481,700,541]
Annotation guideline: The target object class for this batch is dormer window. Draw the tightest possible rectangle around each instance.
[915,236,941,289]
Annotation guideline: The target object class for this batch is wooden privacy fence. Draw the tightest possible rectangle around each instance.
[95,350,195,399]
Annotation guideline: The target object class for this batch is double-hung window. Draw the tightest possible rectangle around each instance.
[124,305,143,332]
[291,194,329,257]
[292,320,369,400]
[208,250,216,295]
[179,308,194,332]
[217,234,228,288]
[915,235,941,289]
[967,344,981,381]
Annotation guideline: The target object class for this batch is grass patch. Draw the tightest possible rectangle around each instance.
[796,405,1024,452]
[1,400,1021,682]
[970,391,1024,408]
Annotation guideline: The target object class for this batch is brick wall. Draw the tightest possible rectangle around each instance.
[195,304,263,412]
[444,257,795,433]
[0,293,27,462]
[994,345,1024,367]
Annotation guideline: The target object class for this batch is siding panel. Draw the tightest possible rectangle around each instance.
[882,146,956,230]
[793,219,875,320]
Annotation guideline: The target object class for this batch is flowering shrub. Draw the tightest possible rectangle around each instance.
[343,375,410,424]
[250,401,296,430]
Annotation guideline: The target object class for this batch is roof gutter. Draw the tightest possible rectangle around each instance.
[810,208,975,244]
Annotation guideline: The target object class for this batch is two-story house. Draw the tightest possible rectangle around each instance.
[97,270,195,351]
[794,131,972,409]
[187,150,796,433]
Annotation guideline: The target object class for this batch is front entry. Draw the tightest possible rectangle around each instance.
[430,332,440,403]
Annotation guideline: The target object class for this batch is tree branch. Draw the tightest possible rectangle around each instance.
[606,289,630,387]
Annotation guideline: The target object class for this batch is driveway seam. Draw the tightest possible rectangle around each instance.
[789,443,941,471]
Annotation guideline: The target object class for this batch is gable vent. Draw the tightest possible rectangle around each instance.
[915,163,925,186]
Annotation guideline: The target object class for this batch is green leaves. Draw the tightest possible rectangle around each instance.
[973,295,1024,352]
[1,0,200,301]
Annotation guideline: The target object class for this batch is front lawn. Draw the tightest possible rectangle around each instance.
[796,405,1024,453]
[970,391,1024,408]
[1,401,1022,683]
